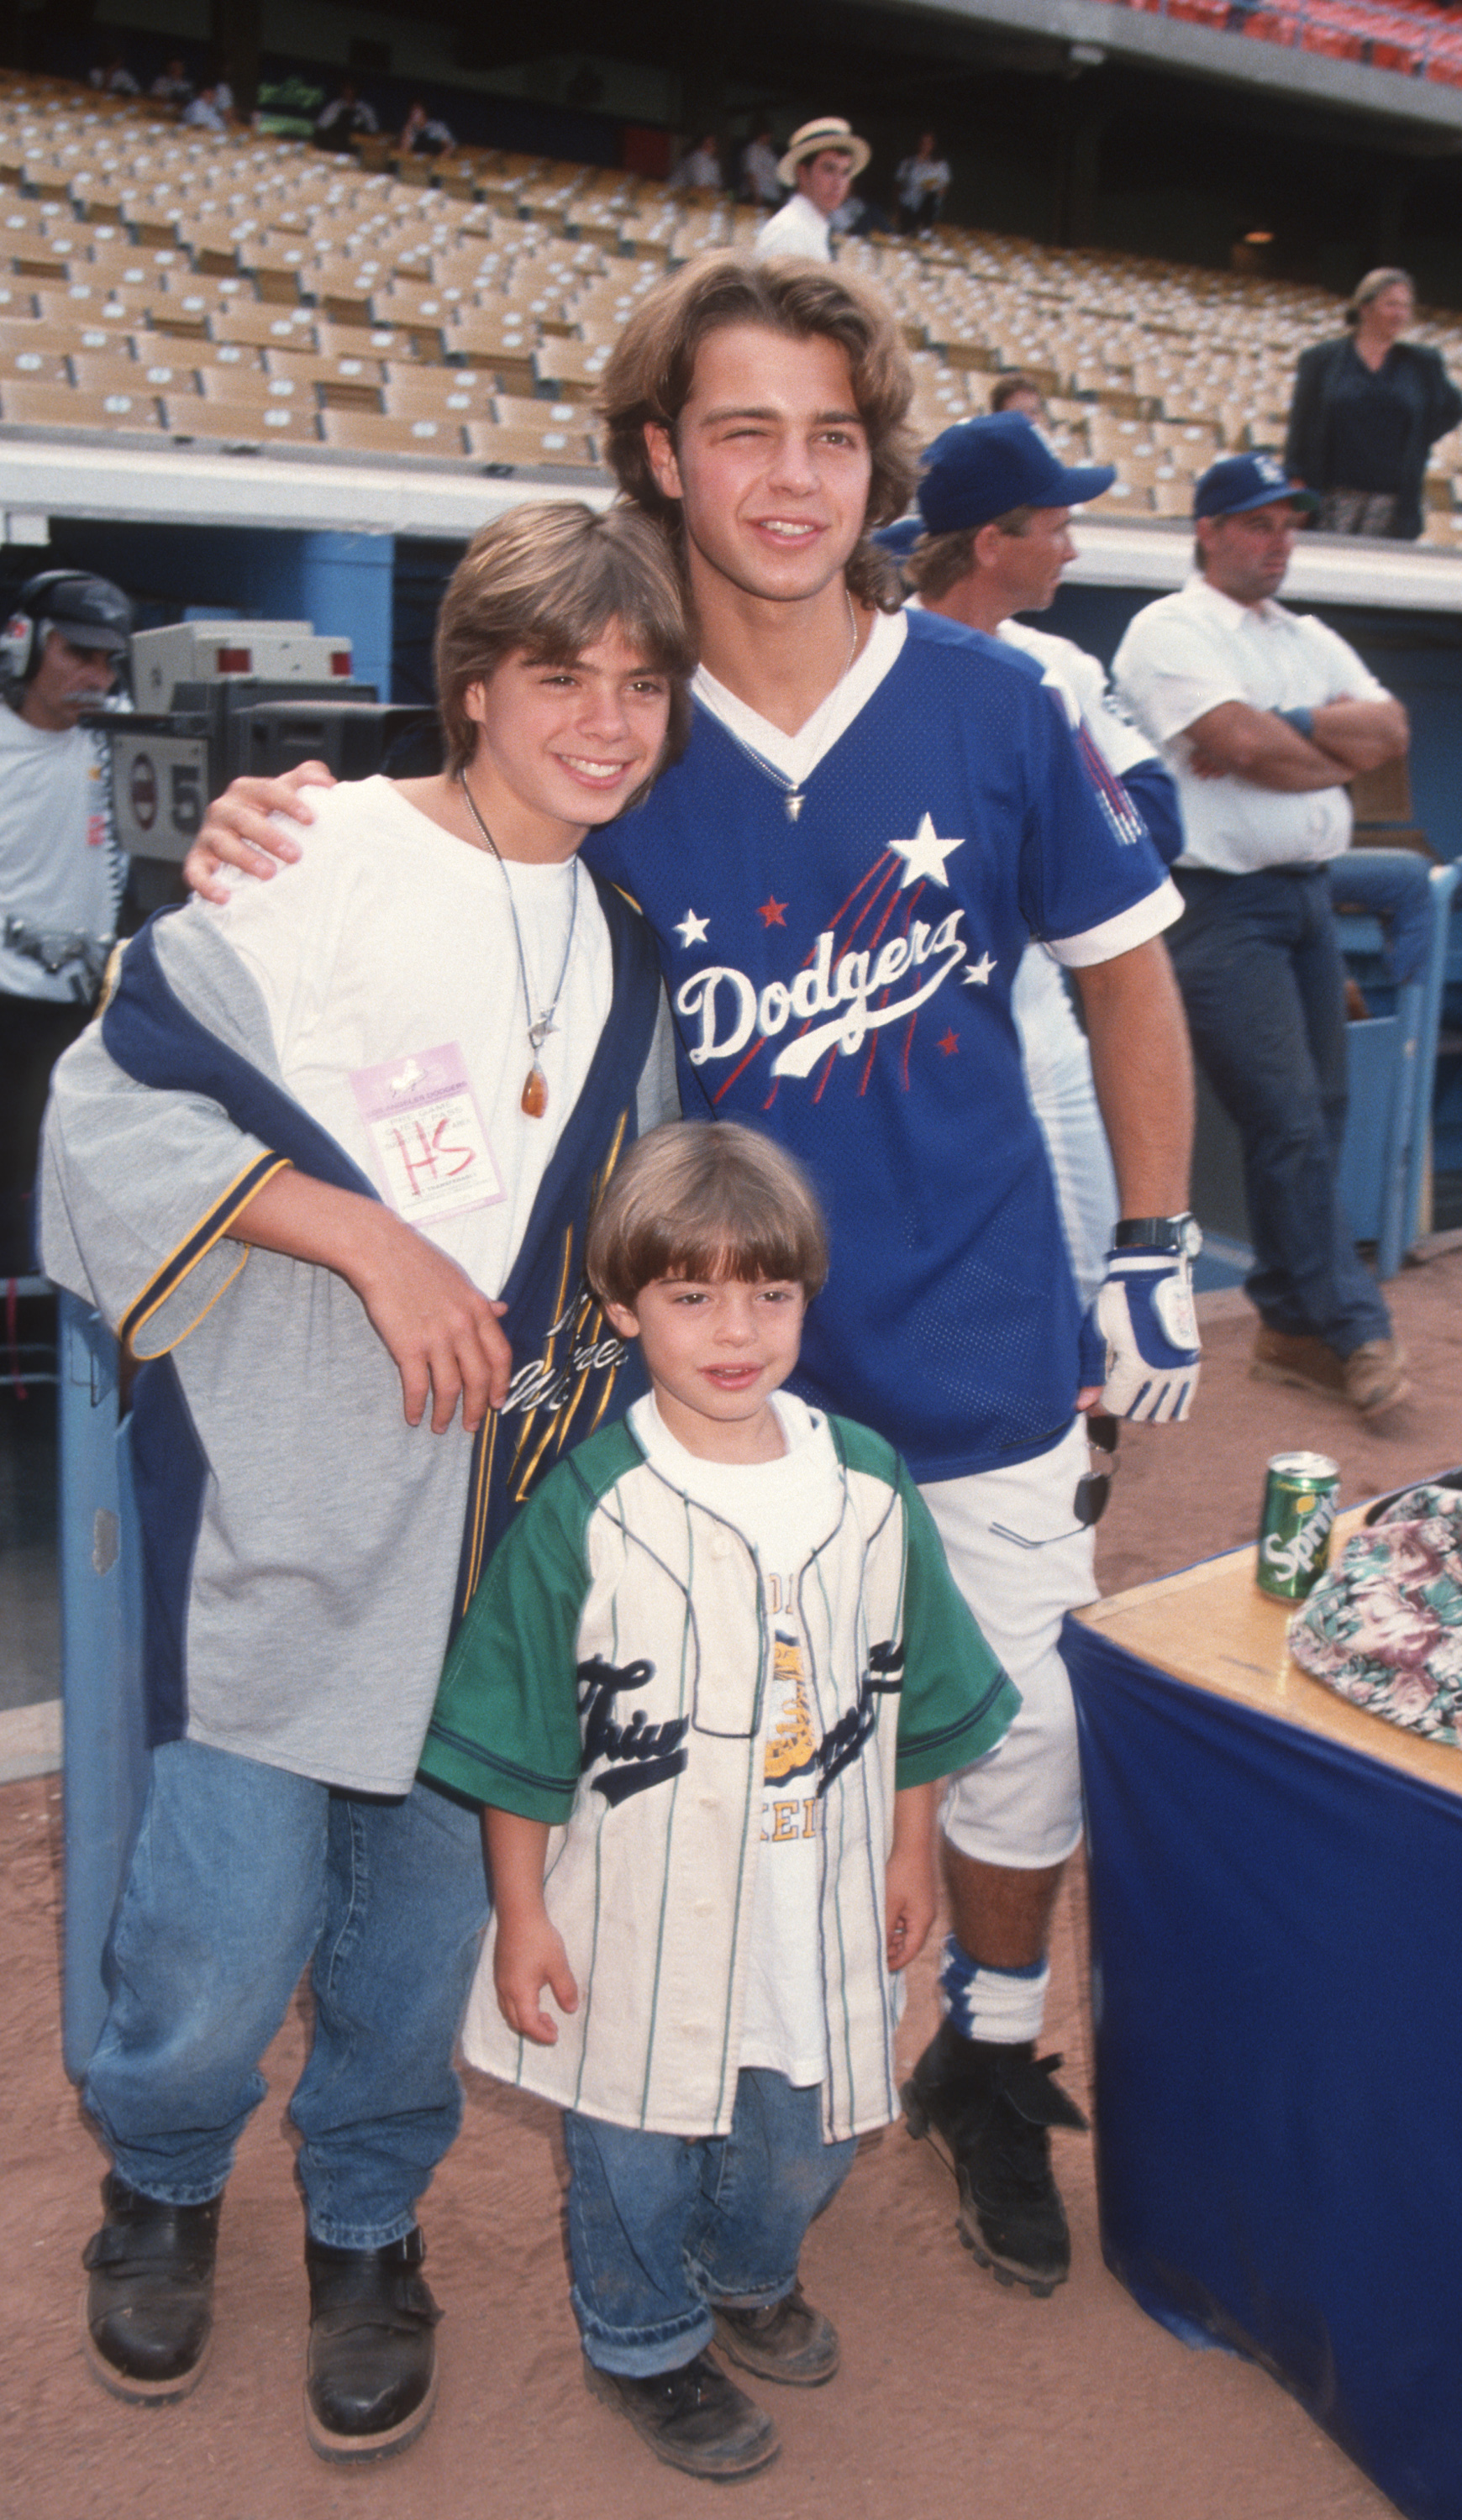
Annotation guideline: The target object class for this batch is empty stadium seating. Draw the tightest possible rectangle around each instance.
[0,69,1457,528]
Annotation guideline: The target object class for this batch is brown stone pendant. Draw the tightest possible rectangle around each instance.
[521,1063,549,1119]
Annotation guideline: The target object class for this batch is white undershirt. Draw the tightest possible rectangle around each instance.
[629,1388,844,2085]
[208,774,613,1298]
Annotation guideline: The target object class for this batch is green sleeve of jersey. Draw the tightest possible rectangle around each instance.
[418,1462,595,1821]
[890,1461,1021,1789]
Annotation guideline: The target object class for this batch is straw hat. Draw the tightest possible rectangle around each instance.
[776,117,871,186]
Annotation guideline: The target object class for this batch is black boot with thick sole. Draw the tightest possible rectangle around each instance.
[82,2173,222,2402]
[903,2022,1087,2296]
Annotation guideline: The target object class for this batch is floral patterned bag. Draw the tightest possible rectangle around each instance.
[1289,1482,1462,1748]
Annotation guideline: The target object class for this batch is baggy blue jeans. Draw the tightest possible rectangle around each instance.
[564,2068,857,2378]
[83,1739,488,2249]
[1170,865,1391,1354]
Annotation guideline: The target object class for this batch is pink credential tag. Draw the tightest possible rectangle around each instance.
[350,1042,504,1226]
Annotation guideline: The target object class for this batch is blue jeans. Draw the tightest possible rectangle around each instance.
[1170,867,1391,1354]
[84,1740,488,2249]
[564,2069,856,2378]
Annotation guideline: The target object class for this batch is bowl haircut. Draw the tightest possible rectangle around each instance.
[434,499,697,782]
[586,1121,830,1311]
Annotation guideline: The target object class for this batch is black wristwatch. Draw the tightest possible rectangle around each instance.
[1112,1212,1203,1258]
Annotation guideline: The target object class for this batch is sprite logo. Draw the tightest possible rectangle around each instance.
[1261,1489,1337,1587]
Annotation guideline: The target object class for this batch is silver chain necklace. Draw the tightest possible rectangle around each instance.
[712,591,861,824]
[458,769,580,1120]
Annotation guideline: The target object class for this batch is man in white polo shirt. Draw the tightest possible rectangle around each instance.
[1114,452,1411,1414]
[754,118,869,261]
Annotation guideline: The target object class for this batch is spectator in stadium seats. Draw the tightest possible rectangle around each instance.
[150,60,194,111]
[1284,268,1462,540]
[739,131,782,207]
[181,86,228,135]
[1114,452,1412,1416]
[401,102,455,157]
[755,118,870,260]
[89,52,140,97]
[0,570,132,1274]
[671,136,723,192]
[315,80,381,153]
[991,373,1048,422]
[896,135,950,235]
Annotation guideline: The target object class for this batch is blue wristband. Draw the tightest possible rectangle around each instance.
[1276,705,1316,740]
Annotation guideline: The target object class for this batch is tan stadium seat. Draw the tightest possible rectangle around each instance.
[490,391,591,432]
[211,303,320,355]
[71,349,199,398]
[463,418,600,469]
[316,318,427,366]
[206,339,267,378]
[445,311,539,390]
[0,378,164,429]
[1150,475,1196,517]
[34,281,153,326]
[262,349,385,408]
[381,370,488,420]
[0,337,68,382]
[198,363,314,410]
[162,394,319,443]
[529,340,614,398]
[320,408,467,459]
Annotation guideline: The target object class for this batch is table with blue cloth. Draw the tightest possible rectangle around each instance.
[1064,1511,1462,2520]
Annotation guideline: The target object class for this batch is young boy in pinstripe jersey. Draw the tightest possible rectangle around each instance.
[420,1121,1015,2481]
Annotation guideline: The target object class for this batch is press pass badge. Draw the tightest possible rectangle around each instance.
[350,1042,504,1226]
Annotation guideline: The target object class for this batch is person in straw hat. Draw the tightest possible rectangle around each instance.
[755,116,870,261]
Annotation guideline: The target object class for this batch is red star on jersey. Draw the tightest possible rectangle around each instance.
[758,895,788,928]
[938,1029,959,1057]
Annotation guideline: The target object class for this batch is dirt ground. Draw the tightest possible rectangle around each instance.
[7,1255,1462,2520]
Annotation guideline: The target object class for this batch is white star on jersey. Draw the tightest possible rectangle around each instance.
[888,813,964,890]
[963,953,995,987]
[675,908,710,947]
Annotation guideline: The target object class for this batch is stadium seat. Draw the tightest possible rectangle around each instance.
[463,417,601,468]
[381,370,487,419]
[71,349,199,398]
[162,394,319,443]
[320,407,468,458]
[0,378,164,429]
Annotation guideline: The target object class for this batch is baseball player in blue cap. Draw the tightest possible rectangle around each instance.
[885,413,1185,1307]
[1113,451,1412,1414]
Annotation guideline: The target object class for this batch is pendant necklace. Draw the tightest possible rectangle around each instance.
[458,770,579,1119]
[715,591,861,824]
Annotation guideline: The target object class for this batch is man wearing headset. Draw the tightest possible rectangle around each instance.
[0,570,132,1271]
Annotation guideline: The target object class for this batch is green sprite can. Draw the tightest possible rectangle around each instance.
[1257,1451,1341,1603]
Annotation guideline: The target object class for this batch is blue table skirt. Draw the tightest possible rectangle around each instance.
[1064,1613,1462,2520]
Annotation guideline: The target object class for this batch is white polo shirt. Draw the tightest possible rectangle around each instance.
[1112,572,1391,875]
[755,190,831,260]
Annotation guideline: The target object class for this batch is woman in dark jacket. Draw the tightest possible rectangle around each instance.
[1284,267,1462,540]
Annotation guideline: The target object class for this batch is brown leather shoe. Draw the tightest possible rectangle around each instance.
[1342,1339,1410,1415]
[1251,1326,1409,1415]
[713,2282,839,2386]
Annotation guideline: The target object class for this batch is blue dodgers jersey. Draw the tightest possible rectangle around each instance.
[586,611,1170,1482]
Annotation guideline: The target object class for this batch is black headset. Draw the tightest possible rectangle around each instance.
[1,571,129,680]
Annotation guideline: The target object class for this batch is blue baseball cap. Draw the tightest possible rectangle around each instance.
[873,516,923,560]
[1193,452,1319,520]
[915,413,1116,535]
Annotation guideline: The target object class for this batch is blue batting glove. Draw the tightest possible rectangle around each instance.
[1095,1248,1201,1422]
